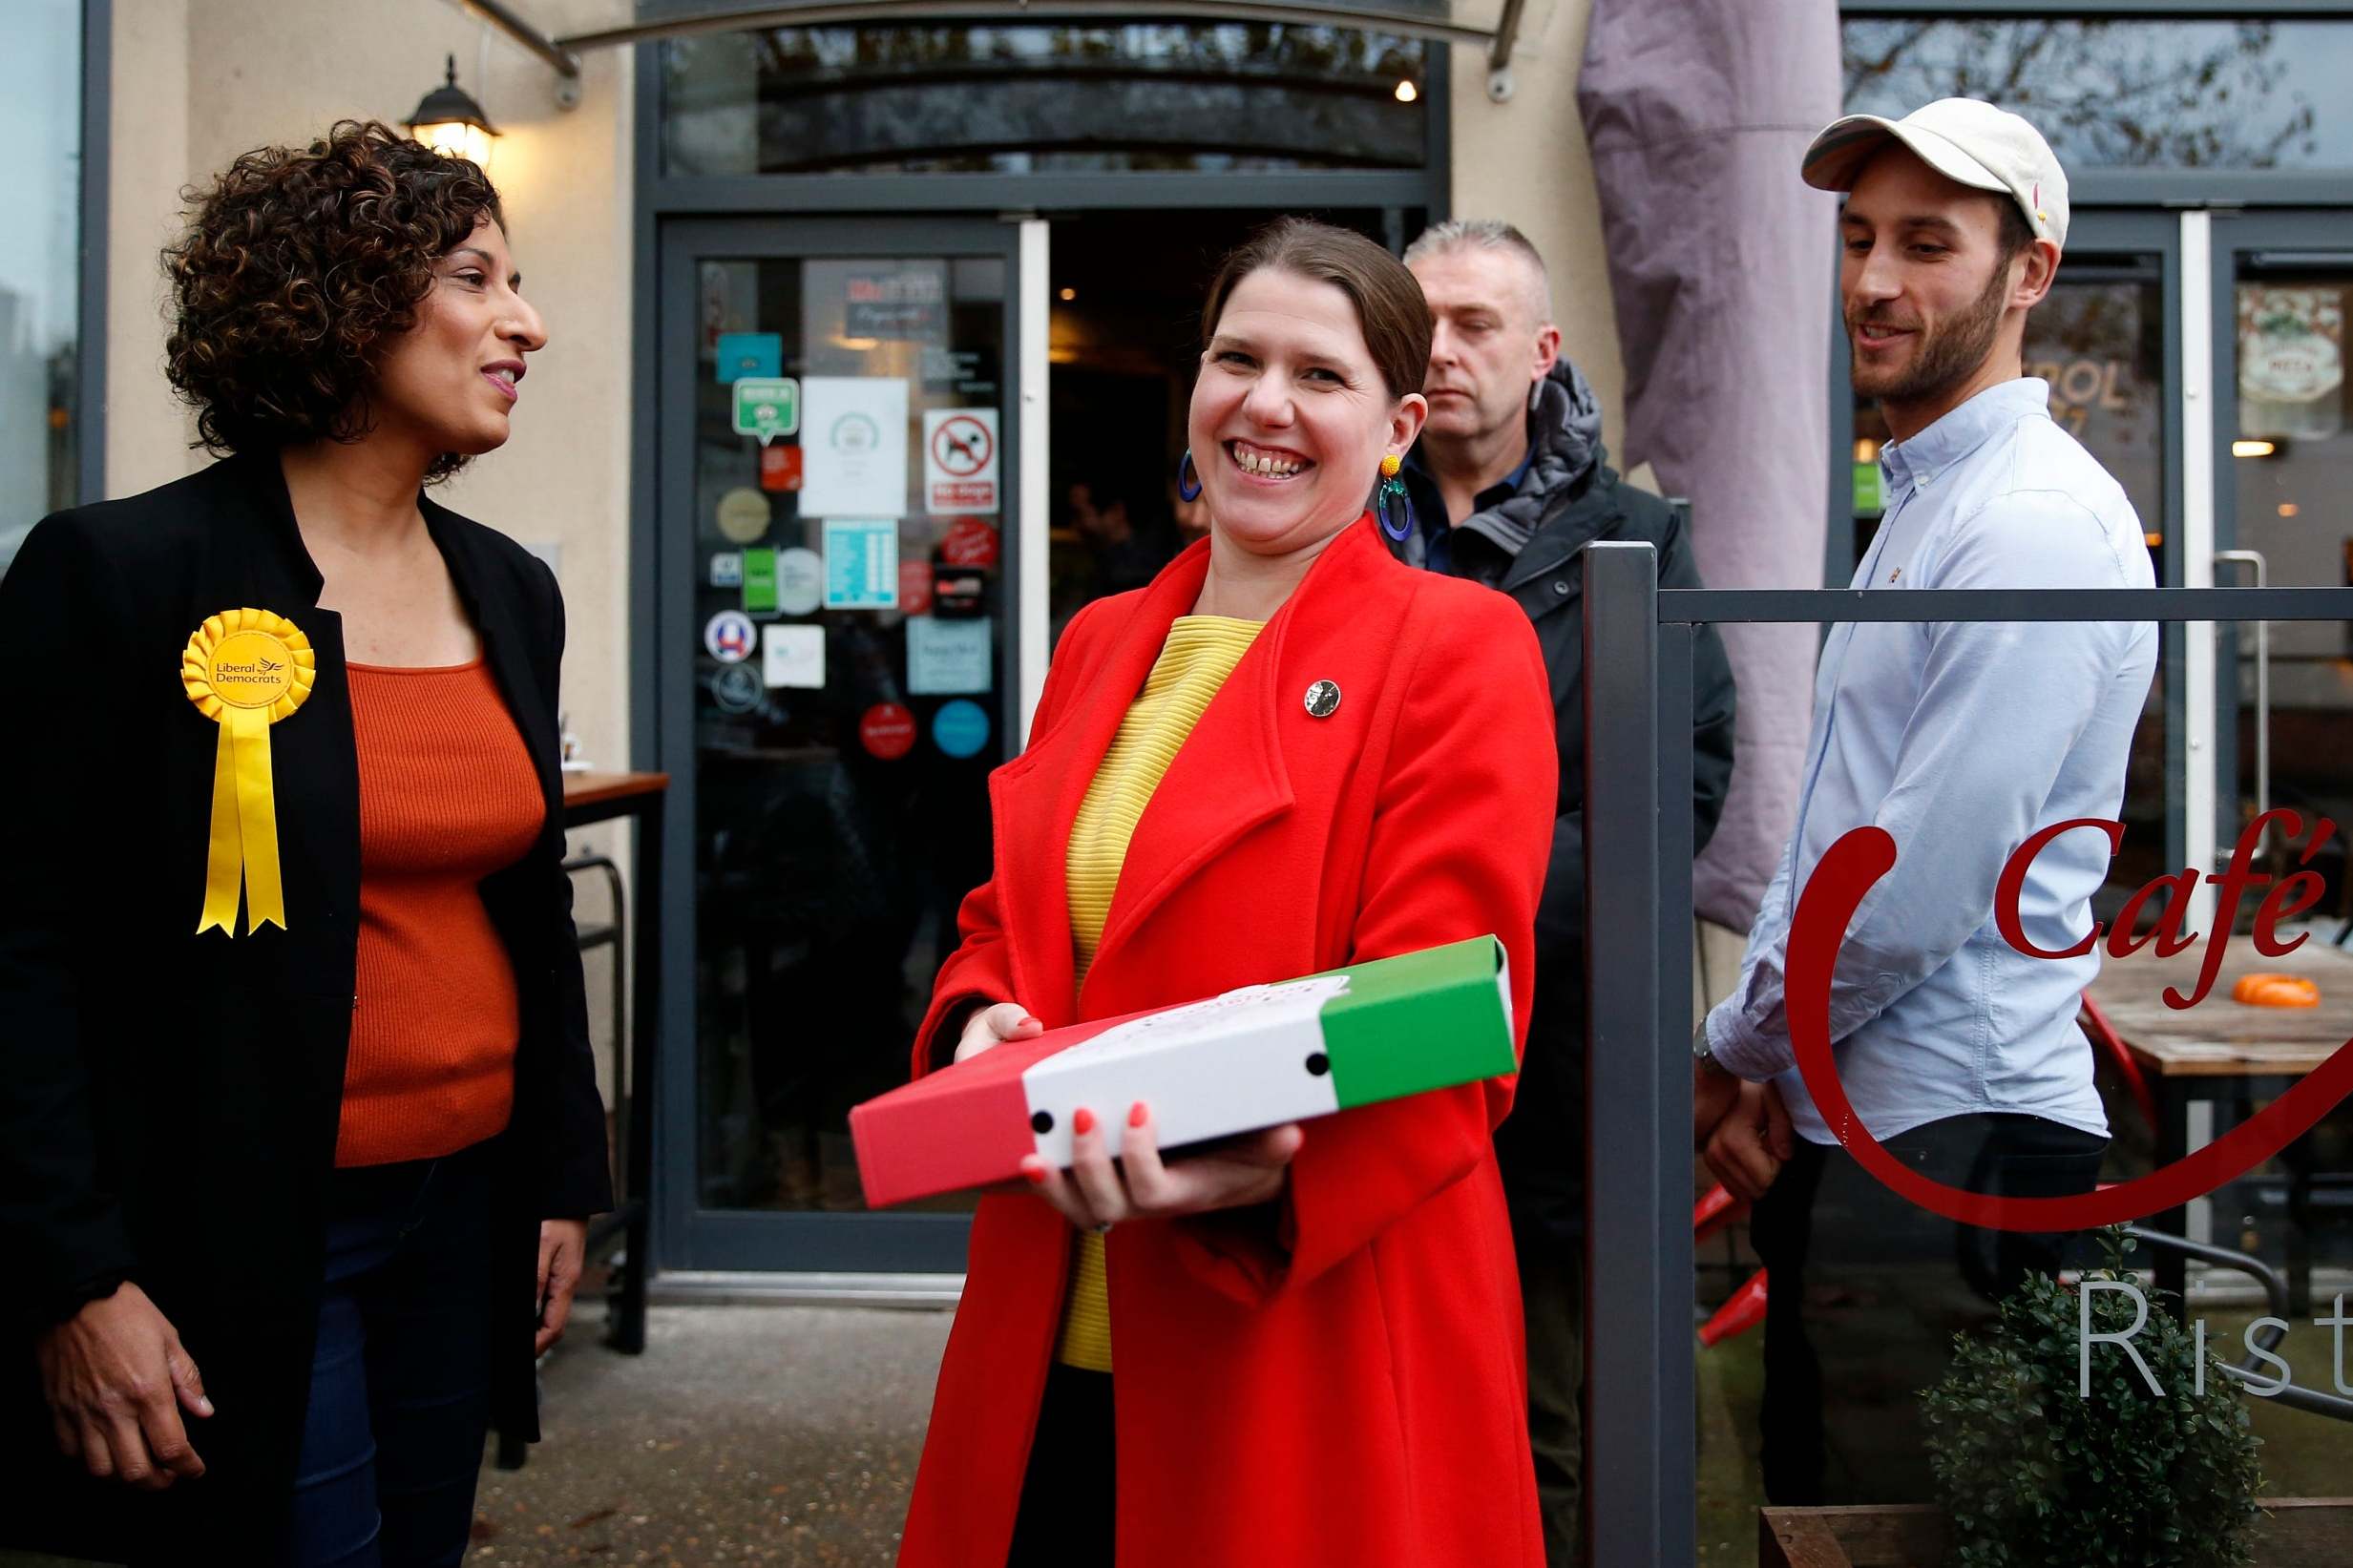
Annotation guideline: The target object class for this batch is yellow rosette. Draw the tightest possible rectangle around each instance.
[181,608,315,935]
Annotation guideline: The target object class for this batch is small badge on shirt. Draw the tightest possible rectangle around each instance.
[1888,567,1902,583]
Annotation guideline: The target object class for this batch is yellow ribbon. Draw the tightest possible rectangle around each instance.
[181,609,314,935]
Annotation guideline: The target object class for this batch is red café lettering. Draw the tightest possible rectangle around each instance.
[1993,808,2337,1010]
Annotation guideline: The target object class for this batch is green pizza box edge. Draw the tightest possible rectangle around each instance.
[1313,935,1514,1110]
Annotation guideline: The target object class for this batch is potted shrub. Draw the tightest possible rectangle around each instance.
[1921,1233,2264,1566]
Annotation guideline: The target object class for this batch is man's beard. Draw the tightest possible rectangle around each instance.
[1849,261,2010,406]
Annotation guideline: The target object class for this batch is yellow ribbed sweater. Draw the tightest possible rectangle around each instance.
[1055,615,1263,1372]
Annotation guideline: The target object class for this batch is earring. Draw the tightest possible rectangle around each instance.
[1375,452,1415,542]
[1177,449,1203,503]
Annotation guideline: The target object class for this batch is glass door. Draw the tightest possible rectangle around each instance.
[655,217,1026,1273]
[2216,216,2353,870]
[2204,213,2353,1319]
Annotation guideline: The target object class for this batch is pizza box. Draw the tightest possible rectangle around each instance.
[851,935,1513,1209]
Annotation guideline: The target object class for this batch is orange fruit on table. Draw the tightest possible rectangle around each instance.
[2229,972,2321,1008]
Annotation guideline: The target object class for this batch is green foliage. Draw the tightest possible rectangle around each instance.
[1921,1231,2264,1567]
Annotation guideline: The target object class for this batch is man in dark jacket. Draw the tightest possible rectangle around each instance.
[1397,220,1737,1567]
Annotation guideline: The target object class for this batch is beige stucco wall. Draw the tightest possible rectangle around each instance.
[104,0,194,504]
[107,0,638,1095]
[1448,0,1630,474]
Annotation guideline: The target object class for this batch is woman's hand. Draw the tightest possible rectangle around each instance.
[536,1219,589,1355]
[34,1283,212,1490]
[1021,1100,1305,1229]
[956,1001,1042,1063]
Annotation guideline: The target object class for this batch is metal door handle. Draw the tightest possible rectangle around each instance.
[2216,549,2270,851]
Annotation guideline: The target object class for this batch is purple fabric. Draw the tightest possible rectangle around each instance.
[1578,0,1842,930]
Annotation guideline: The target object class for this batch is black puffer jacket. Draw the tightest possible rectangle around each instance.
[1397,359,1737,1242]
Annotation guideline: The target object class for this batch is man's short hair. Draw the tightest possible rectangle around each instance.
[1402,219,1553,320]
[1994,196,2036,268]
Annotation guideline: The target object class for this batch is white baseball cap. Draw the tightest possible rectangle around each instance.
[1802,97,2069,250]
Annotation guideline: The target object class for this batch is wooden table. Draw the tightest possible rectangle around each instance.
[2085,938,2353,1307]
[1760,1499,2353,1566]
[560,770,668,1355]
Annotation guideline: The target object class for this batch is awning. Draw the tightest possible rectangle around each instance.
[462,0,1550,101]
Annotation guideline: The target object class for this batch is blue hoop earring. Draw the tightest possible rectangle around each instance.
[1177,449,1203,502]
[1374,459,1415,542]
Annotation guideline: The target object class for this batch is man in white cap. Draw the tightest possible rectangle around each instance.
[1691,100,2158,1503]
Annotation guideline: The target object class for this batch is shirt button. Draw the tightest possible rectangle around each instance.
[1552,581,1570,596]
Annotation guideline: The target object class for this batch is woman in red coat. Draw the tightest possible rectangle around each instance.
[898,220,1557,1568]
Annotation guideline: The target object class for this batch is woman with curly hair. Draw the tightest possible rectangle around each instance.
[0,120,608,1565]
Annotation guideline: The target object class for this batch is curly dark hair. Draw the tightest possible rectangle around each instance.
[165,119,506,483]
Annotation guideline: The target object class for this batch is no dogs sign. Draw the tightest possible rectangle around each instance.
[923,408,998,514]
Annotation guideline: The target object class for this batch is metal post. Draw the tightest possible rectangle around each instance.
[1658,619,1697,1139]
[1583,540,1694,1567]
[1016,217,1050,747]
[2180,208,2218,935]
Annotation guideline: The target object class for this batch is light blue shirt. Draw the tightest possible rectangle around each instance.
[1705,379,2157,1144]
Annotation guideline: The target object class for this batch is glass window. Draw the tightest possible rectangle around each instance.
[0,0,83,577]
[2229,266,2352,896]
[662,21,1429,177]
[1842,19,2353,169]
[2235,273,2350,620]
[1690,615,2353,1549]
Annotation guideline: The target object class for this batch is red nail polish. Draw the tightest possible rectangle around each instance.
[1128,1102,1148,1128]
[1022,1162,1047,1184]
[1073,1107,1096,1136]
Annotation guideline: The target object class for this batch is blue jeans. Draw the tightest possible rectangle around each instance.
[286,1139,498,1567]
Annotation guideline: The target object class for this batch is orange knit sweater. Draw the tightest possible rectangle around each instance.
[338,659,544,1167]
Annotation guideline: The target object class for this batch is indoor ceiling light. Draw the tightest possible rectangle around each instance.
[2232,439,2278,458]
[407,54,499,167]
[1395,80,1419,104]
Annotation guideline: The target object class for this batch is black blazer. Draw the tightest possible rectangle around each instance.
[0,452,612,1556]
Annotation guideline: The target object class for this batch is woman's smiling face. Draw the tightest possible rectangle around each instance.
[1189,267,1425,558]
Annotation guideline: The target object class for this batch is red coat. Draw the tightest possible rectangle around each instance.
[899,515,1557,1568]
